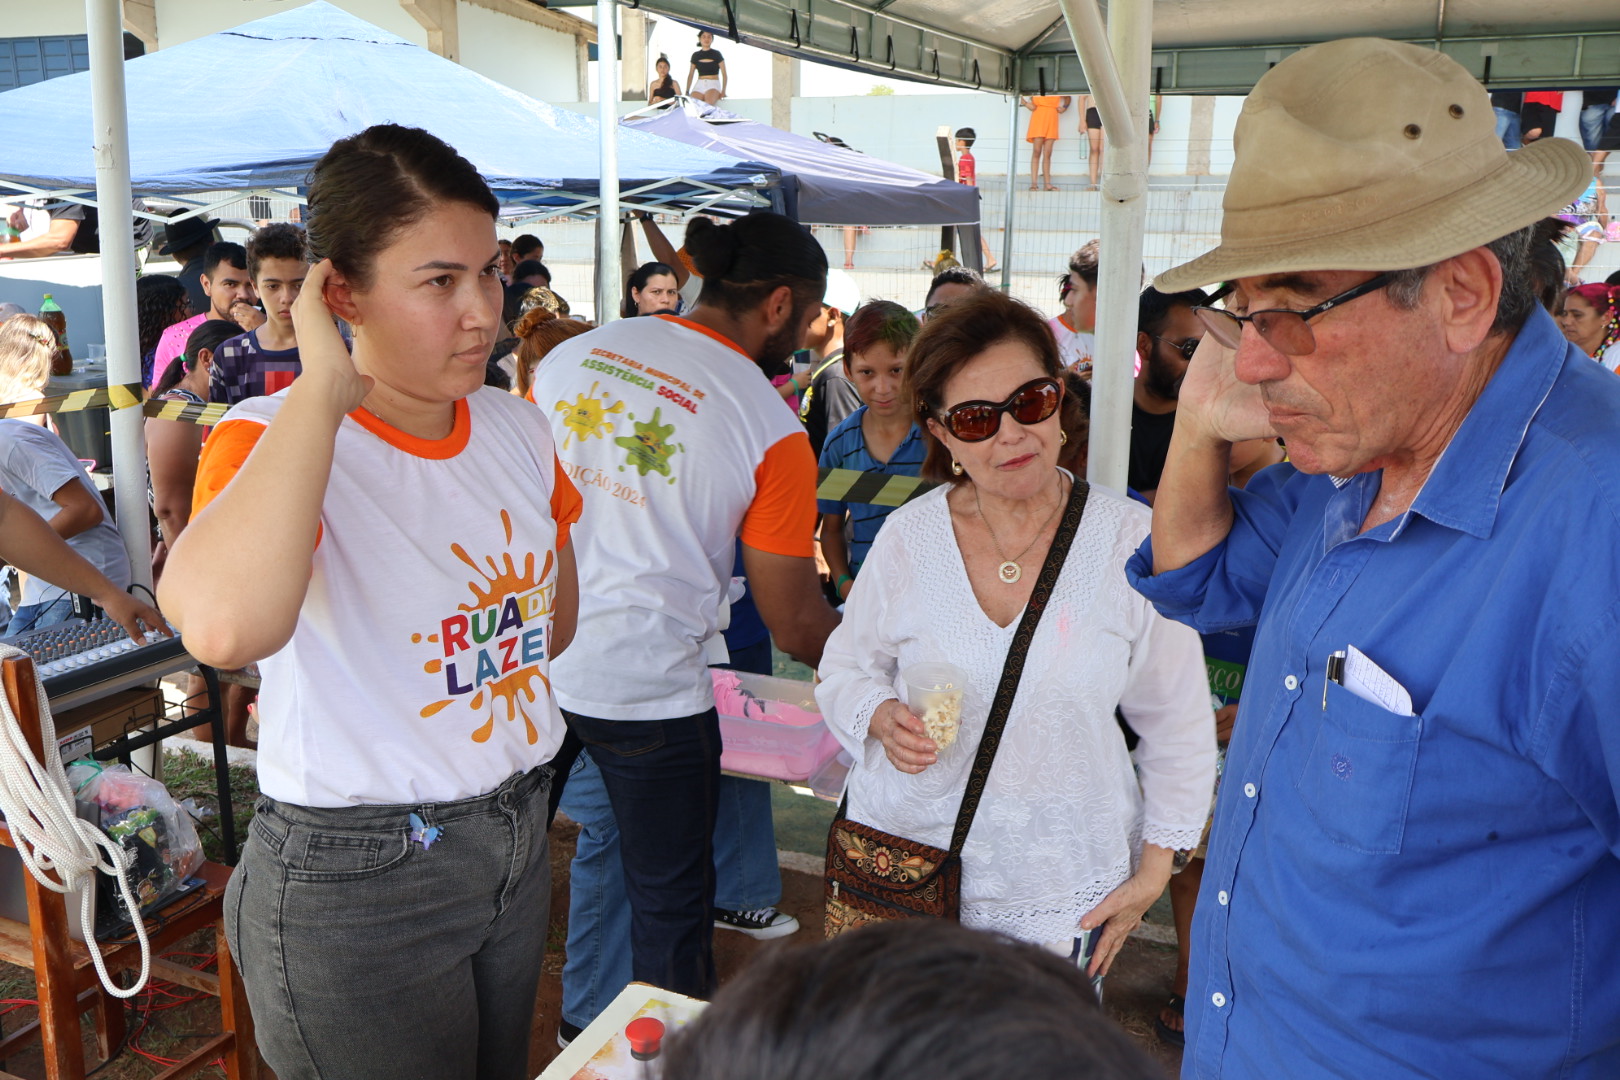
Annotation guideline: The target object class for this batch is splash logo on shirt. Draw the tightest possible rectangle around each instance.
[554,381,625,449]
[410,509,556,745]
[614,407,684,481]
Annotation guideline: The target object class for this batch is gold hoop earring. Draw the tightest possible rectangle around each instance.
[951,461,964,476]
[1060,431,1068,445]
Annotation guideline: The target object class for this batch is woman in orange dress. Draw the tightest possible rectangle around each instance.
[1022,95,1069,191]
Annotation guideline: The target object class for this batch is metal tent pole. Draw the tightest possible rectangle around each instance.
[595,0,622,324]
[1060,0,1148,493]
[86,0,150,591]
[999,64,1020,291]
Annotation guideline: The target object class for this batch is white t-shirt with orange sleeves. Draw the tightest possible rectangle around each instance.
[530,313,817,721]
[192,386,583,808]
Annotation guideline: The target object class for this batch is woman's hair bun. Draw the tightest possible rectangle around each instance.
[514,305,559,339]
[683,217,739,280]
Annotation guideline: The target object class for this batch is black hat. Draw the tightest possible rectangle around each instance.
[158,213,221,256]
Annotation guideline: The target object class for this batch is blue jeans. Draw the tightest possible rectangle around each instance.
[560,642,780,1028]
[559,762,780,1028]
[224,767,552,1080]
[1581,103,1615,151]
[5,595,74,636]
[711,637,782,912]
[1494,106,1522,150]
[565,708,722,1002]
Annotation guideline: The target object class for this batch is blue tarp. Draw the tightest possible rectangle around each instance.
[621,99,979,226]
[0,2,776,212]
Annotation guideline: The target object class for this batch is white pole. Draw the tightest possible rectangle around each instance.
[999,69,1020,292]
[85,0,150,591]
[1084,0,1149,493]
[595,0,621,324]
[1055,0,1137,149]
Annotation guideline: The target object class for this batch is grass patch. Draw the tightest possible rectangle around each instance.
[161,747,259,865]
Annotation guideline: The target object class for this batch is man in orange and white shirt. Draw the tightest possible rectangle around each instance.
[530,212,838,1011]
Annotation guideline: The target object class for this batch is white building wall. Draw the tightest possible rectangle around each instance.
[564,92,1245,179]
[458,3,580,106]
[0,5,87,36]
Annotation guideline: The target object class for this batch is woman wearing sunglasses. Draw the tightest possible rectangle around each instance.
[817,291,1214,983]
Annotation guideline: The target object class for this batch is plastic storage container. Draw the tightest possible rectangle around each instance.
[713,670,841,782]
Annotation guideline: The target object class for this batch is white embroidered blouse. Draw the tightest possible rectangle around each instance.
[816,482,1216,944]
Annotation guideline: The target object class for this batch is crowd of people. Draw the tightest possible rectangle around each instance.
[0,34,1616,1080]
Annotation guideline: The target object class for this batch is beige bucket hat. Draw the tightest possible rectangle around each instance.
[1156,38,1592,293]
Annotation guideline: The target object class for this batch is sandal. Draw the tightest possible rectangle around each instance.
[1154,994,1185,1047]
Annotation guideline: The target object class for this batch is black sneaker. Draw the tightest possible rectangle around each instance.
[713,906,800,940]
[557,1019,582,1049]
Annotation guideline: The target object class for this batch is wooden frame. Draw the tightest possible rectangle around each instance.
[0,655,258,1080]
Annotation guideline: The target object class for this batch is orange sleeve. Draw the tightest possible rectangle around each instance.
[551,453,582,551]
[740,431,817,558]
[191,419,265,518]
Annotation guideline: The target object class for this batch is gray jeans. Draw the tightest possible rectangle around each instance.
[225,767,552,1080]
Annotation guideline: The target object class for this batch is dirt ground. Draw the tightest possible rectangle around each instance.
[0,817,1182,1078]
[527,817,1185,1078]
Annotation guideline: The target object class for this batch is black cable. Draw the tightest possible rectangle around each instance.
[127,582,156,606]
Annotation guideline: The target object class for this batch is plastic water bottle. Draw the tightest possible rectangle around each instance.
[39,294,71,376]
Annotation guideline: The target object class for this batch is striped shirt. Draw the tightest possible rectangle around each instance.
[816,407,926,576]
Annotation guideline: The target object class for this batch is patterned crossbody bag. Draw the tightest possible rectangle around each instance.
[824,479,1089,938]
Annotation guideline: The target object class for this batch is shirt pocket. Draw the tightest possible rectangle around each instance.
[1294,680,1423,855]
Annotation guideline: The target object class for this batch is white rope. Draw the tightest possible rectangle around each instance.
[0,644,151,998]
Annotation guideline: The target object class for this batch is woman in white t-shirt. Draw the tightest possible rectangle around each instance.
[159,124,581,1080]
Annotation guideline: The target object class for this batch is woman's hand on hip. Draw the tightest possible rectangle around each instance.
[869,699,937,774]
[292,259,371,415]
[1078,846,1175,977]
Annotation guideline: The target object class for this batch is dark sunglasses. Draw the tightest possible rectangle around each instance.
[936,376,1062,443]
[1151,334,1202,362]
[1192,272,1394,356]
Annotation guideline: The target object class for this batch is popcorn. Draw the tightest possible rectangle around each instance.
[921,693,962,750]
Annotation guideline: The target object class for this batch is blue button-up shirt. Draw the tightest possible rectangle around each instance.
[1127,308,1620,1079]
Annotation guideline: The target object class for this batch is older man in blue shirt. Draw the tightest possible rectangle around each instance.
[1126,39,1618,1079]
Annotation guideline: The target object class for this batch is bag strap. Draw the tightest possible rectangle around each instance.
[946,477,1089,857]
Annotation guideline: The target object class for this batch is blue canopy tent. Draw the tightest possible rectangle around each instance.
[621,98,979,228]
[0,2,778,223]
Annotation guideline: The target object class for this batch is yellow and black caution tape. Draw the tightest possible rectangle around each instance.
[1,383,142,419]
[140,397,230,425]
[2,384,229,425]
[816,467,938,507]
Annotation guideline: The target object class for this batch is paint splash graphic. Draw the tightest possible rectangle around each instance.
[415,509,555,744]
[554,381,625,449]
[614,407,684,479]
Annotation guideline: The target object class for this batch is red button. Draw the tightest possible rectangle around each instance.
[625,1016,665,1058]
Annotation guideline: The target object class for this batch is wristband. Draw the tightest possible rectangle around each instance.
[837,574,853,590]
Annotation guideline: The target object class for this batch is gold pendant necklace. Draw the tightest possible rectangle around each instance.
[975,476,1066,585]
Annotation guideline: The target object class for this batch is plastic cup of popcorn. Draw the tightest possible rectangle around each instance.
[902,662,969,751]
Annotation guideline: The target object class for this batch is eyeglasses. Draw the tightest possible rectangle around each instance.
[1192,272,1394,356]
[1151,335,1202,362]
[936,376,1062,443]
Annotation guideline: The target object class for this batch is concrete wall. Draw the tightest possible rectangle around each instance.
[459,2,579,106]
[0,0,585,98]
[0,5,87,37]
[563,91,1246,179]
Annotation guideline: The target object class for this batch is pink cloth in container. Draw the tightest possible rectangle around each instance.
[711,670,820,725]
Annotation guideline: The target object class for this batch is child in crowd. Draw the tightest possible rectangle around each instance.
[209,222,309,407]
[952,127,998,271]
[161,124,580,1080]
[817,300,925,602]
[0,417,131,634]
